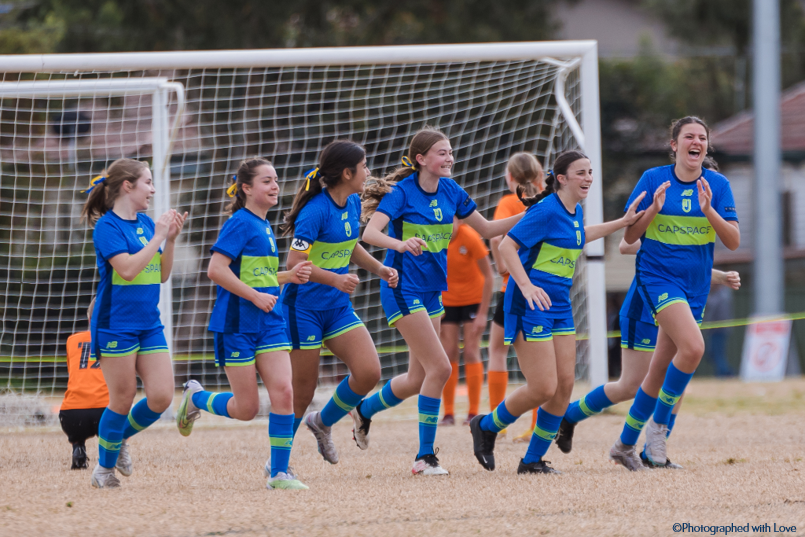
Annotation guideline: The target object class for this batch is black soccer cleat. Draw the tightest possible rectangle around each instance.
[640,450,684,470]
[517,458,562,475]
[555,418,577,454]
[469,414,497,471]
[71,444,88,470]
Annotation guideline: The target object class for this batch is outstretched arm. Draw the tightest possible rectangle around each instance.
[585,192,646,244]
[462,210,525,240]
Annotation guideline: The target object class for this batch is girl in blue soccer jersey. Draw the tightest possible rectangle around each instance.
[470,150,645,475]
[359,127,526,476]
[175,158,313,490]
[279,140,398,466]
[80,158,188,489]
[607,117,740,470]
[555,156,741,471]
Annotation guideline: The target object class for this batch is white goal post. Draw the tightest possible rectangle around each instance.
[0,41,608,410]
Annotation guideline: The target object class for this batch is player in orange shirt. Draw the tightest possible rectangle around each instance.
[440,217,494,425]
[488,153,544,440]
[59,298,110,469]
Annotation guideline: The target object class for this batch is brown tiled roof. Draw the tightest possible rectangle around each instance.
[711,80,805,156]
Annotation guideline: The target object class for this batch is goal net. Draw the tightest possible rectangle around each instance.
[0,42,606,424]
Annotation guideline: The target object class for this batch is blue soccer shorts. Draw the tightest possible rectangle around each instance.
[636,276,707,324]
[282,303,365,350]
[503,310,575,345]
[620,316,658,352]
[380,287,444,327]
[93,325,168,359]
[213,328,292,367]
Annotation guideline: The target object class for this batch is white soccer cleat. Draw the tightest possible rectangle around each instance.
[642,417,669,467]
[115,439,133,477]
[412,450,449,476]
[350,402,371,450]
[91,464,121,489]
[267,471,309,490]
[609,439,648,472]
[176,380,203,437]
[305,411,339,464]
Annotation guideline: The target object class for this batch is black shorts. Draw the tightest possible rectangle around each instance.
[443,304,480,325]
[59,407,105,445]
[493,292,506,327]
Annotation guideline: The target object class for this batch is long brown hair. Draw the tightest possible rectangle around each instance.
[281,140,365,236]
[226,157,273,216]
[361,126,448,222]
[528,150,588,206]
[507,152,544,206]
[80,158,150,226]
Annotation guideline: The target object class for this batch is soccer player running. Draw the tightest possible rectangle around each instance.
[358,126,524,476]
[470,150,644,475]
[608,117,740,470]
[488,153,545,441]
[80,159,187,488]
[555,156,740,470]
[59,298,109,470]
[175,158,313,490]
[279,140,398,465]
[439,216,493,427]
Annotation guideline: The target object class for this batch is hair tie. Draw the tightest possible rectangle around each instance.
[81,175,106,194]
[226,174,238,198]
[304,167,320,191]
[401,156,416,170]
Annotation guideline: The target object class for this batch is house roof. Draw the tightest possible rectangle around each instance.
[711,80,805,156]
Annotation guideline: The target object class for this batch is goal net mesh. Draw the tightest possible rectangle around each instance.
[0,56,590,422]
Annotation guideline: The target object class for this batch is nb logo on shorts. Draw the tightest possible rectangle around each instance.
[137,228,144,235]
[532,326,543,334]
[413,299,421,305]
[231,352,240,357]
[682,189,694,196]
[642,339,651,344]
[108,341,118,349]
[429,200,438,207]
[658,293,668,302]
[307,335,316,341]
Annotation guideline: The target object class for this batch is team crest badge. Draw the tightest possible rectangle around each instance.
[682,199,692,213]
[433,208,443,221]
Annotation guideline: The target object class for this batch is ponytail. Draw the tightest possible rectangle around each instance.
[506,152,544,207]
[80,159,149,226]
[525,170,556,206]
[281,168,324,236]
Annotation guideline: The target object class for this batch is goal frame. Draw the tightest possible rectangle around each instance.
[0,41,608,387]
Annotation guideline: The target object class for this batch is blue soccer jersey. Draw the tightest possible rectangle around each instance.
[625,165,738,296]
[281,189,361,311]
[208,208,283,334]
[504,193,585,318]
[376,172,477,292]
[91,211,162,331]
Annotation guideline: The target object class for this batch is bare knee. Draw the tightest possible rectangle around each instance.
[553,375,575,403]
[270,382,294,414]
[351,364,381,395]
[429,359,453,386]
[525,377,557,407]
[145,390,173,414]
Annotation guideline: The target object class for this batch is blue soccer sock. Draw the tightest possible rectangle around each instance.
[564,385,614,424]
[292,416,303,438]
[123,398,161,439]
[480,400,518,433]
[359,382,403,419]
[654,363,694,426]
[667,412,678,438]
[417,395,441,458]
[523,408,564,464]
[192,390,233,418]
[320,376,364,427]
[98,408,128,469]
[620,388,658,446]
[268,412,294,478]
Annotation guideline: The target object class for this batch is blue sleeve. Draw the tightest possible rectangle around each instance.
[507,205,546,249]
[715,178,738,222]
[93,219,128,261]
[376,183,406,220]
[211,216,247,260]
[625,172,654,213]
[293,201,323,243]
[453,182,477,219]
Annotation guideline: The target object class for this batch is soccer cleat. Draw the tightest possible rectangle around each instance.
[90,465,121,489]
[264,460,299,480]
[176,379,203,437]
[517,458,561,475]
[640,450,684,470]
[71,444,88,470]
[305,411,339,464]
[412,449,449,476]
[642,417,669,467]
[469,414,497,471]
[462,413,477,426]
[609,439,648,472]
[439,414,455,426]
[555,418,577,454]
[115,439,133,477]
[266,471,309,490]
[350,400,371,450]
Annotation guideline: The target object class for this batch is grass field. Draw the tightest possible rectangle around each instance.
[2,379,805,537]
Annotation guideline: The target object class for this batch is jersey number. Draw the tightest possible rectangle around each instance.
[576,230,582,245]
[78,342,101,369]
[345,222,352,237]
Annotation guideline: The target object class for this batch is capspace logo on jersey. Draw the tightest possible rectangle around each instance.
[550,256,576,269]
[656,223,712,236]
[143,261,160,273]
[252,265,278,277]
[414,230,452,244]
[320,248,352,260]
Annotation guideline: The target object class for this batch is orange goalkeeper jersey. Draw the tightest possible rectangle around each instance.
[61,331,109,411]
[493,193,527,292]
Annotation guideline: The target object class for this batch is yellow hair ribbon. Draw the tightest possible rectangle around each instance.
[304,167,320,191]
[401,156,416,170]
[226,183,238,198]
[80,175,106,194]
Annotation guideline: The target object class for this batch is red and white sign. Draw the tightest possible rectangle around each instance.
[740,319,792,382]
